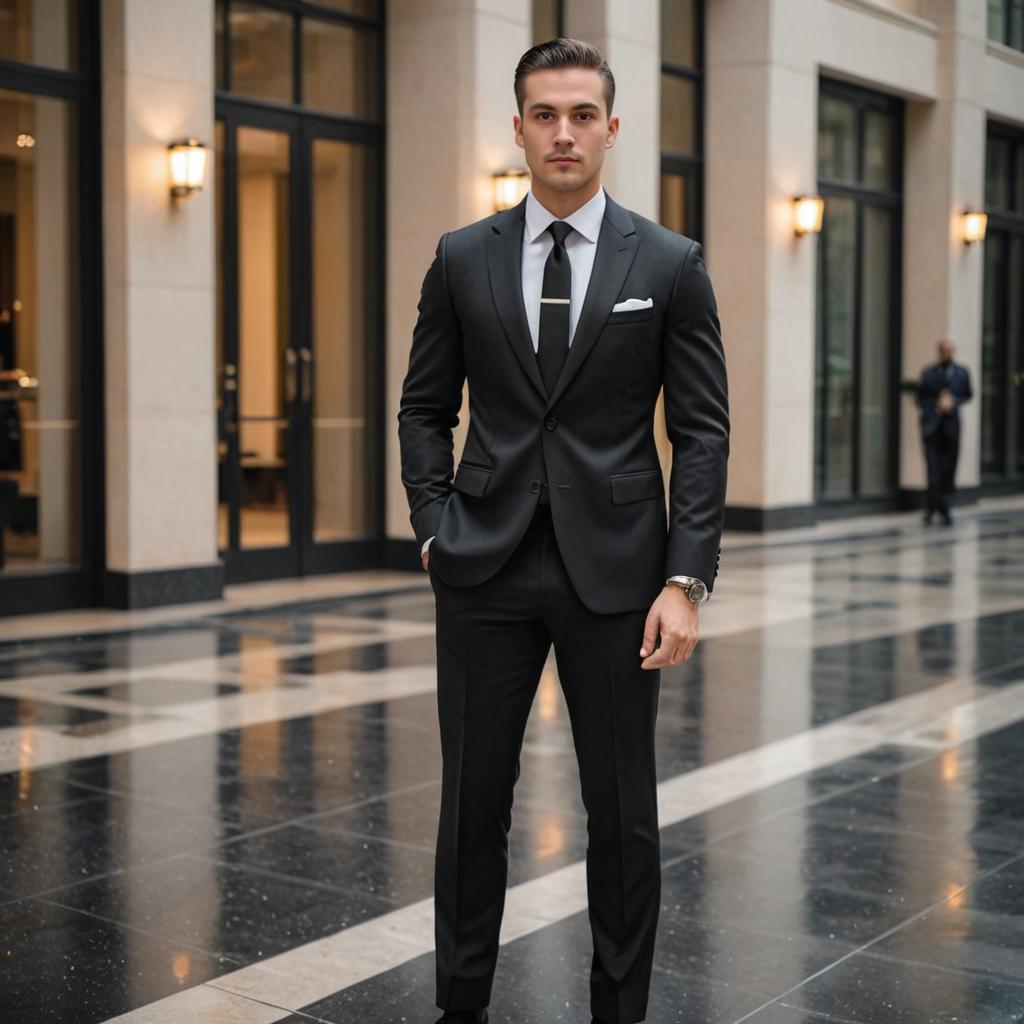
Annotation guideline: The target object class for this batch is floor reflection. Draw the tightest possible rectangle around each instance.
[1,511,1024,1022]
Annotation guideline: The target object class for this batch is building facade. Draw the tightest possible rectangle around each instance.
[0,0,1021,616]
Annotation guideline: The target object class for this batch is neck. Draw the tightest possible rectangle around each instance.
[531,177,602,220]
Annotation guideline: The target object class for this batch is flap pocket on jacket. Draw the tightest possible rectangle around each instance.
[453,461,493,496]
[609,468,665,503]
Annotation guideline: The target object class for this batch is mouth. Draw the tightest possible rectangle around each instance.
[550,155,579,165]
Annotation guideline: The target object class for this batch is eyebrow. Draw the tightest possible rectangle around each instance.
[527,101,601,113]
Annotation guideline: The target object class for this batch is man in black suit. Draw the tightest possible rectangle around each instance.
[917,339,972,525]
[398,38,729,1024]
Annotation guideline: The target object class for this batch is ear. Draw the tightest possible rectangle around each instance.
[606,114,620,148]
[513,113,524,148]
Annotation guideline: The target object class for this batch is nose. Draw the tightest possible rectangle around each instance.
[554,116,575,145]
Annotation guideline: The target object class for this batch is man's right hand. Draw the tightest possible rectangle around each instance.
[421,551,430,571]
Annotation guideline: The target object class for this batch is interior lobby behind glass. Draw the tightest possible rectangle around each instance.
[0,88,80,575]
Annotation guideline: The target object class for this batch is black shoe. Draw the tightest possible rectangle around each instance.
[922,510,934,525]
[940,511,953,526]
[435,1010,488,1024]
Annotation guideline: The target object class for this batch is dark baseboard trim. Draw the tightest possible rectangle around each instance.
[383,537,425,572]
[104,562,224,610]
[724,504,818,532]
[725,484,994,533]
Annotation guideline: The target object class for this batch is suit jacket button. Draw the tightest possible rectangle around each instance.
[545,416,557,430]
[530,479,540,492]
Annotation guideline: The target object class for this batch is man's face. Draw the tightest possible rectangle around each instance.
[938,342,954,363]
[513,67,618,195]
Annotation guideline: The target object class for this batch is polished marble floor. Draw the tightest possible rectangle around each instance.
[2,501,1024,1022]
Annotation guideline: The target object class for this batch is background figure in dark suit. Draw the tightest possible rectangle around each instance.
[398,39,729,1024]
[917,339,972,525]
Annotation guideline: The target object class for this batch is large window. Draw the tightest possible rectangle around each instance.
[988,0,1024,51]
[0,0,102,614]
[814,80,903,507]
[659,0,703,240]
[981,125,1024,482]
[216,0,381,119]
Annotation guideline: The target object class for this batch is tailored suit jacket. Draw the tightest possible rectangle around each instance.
[397,190,730,616]
[917,362,972,440]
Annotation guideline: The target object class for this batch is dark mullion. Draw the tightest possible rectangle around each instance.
[815,205,829,499]
[0,57,96,95]
[293,9,302,107]
[234,0,383,32]
[660,61,701,81]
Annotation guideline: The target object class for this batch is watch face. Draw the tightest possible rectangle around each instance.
[689,580,707,603]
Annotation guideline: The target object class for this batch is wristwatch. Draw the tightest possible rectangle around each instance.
[665,574,709,605]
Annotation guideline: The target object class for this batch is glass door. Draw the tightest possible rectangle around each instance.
[981,229,1024,480]
[303,120,380,565]
[215,109,381,583]
[0,0,103,617]
[216,112,302,581]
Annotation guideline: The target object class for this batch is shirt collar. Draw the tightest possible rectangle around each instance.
[524,185,606,244]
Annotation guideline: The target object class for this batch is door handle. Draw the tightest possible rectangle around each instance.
[285,348,297,404]
[222,363,238,434]
[300,347,312,405]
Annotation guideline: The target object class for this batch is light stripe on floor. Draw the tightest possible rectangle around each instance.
[102,675,1024,1023]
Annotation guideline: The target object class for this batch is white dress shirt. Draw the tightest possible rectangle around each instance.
[422,186,608,559]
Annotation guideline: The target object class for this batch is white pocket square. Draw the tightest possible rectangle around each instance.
[611,297,653,312]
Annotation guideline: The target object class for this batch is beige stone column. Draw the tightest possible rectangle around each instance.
[102,0,220,605]
[704,0,819,527]
[386,0,532,547]
[564,0,660,217]
[900,0,987,495]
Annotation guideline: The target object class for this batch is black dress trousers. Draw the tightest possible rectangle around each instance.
[924,416,960,515]
[429,500,662,1024]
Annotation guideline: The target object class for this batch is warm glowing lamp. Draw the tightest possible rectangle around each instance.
[962,211,987,245]
[168,138,208,198]
[493,169,530,211]
[793,195,824,236]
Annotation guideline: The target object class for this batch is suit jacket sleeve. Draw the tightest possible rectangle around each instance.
[917,368,938,413]
[662,240,730,592]
[959,367,973,405]
[397,232,466,549]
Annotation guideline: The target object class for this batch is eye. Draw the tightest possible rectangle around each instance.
[576,112,593,120]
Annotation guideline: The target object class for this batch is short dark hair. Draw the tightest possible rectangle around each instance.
[514,38,615,119]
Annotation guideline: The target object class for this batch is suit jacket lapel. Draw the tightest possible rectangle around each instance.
[486,198,548,403]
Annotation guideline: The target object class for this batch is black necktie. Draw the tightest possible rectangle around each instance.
[537,220,573,397]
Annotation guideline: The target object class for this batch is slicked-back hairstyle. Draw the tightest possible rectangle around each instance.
[514,37,615,119]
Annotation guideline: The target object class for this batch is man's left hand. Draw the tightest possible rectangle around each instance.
[639,586,700,669]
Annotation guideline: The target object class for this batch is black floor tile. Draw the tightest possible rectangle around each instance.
[784,950,1024,1023]
[42,851,395,965]
[0,896,237,1024]
[213,822,437,906]
[660,849,939,947]
[1,790,276,898]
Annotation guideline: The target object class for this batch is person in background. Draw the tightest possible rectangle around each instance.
[917,338,972,526]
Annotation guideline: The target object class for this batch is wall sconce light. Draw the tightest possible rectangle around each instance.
[493,169,530,211]
[168,138,208,198]
[793,195,824,236]
[962,210,987,245]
